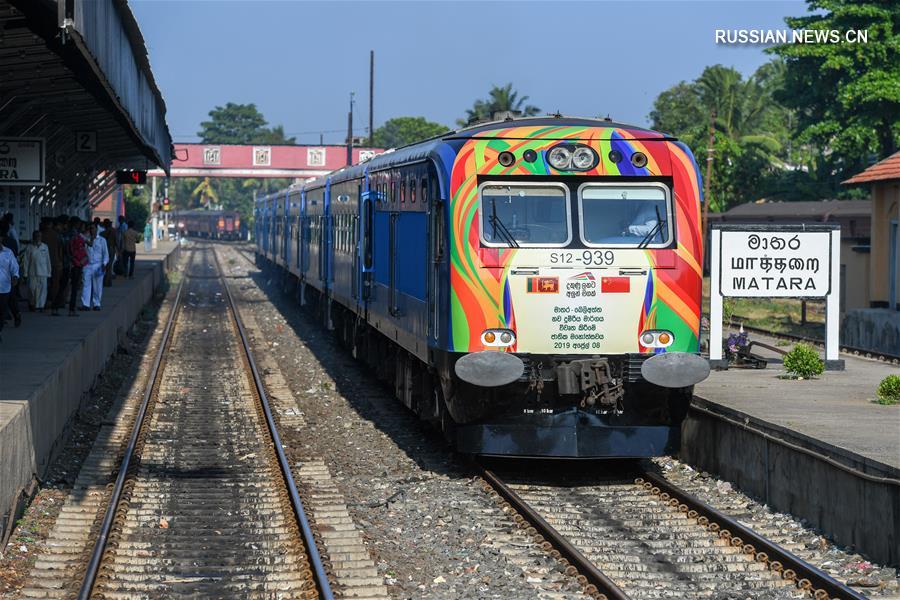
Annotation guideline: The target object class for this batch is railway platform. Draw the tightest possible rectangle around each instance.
[0,241,180,540]
[684,329,900,566]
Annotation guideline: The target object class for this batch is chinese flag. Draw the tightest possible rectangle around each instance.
[601,277,630,293]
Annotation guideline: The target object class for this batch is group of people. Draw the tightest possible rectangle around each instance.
[0,213,142,338]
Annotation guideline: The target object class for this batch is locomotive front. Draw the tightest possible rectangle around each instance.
[444,121,708,457]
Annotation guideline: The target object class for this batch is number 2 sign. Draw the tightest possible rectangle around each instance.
[75,131,97,153]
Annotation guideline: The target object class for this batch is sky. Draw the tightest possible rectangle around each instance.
[130,0,809,145]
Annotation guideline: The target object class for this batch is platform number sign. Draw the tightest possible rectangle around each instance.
[115,170,147,185]
[75,131,97,153]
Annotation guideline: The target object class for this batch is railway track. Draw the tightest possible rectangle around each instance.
[75,245,333,599]
[477,461,867,600]
[727,316,900,364]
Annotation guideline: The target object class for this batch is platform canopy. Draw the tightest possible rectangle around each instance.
[0,0,172,219]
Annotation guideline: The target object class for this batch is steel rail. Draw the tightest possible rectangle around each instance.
[77,261,188,600]
[475,463,630,600]
[639,470,868,600]
[729,316,900,363]
[213,246,335,600]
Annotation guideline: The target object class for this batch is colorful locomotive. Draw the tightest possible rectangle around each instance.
[175,210,242,240]
[256,116,708,457]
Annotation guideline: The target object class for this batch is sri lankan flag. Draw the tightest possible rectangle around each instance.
[527,277,559,294]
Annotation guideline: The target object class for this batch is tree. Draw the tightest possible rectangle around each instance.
[123,187,149,226]
[198,102,296,145]
[372,116,448,148]
[458,83,540,126]
[649,63,798,210]
[769,0,900,177]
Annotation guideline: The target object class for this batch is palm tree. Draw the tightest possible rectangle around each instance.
[191,177,219,209]
[458,84,540,126]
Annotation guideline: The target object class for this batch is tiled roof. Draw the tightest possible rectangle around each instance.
[843,152,900,185]
[711,199,870,219]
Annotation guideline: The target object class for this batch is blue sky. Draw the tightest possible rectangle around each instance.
[130,1,808,144]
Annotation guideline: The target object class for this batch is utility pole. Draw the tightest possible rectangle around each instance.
[702,109,716,242]
[150,176,158,249]
[368,50,374,147]
[347,91,355,166]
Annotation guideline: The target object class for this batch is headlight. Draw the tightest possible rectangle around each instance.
[498,151,515,167]
[571,146,598,170]
[482,328,516,347]
[631,151,648,168]
[548,146,572,170]
[640,330,674,348]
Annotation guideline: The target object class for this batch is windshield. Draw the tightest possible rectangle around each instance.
[579,184,671,247]
[480,184,570,247]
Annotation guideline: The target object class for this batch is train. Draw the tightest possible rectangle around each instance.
[255,116,708,458]
[175,210,243,240]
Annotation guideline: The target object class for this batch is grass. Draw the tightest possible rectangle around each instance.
[703,277,826,339]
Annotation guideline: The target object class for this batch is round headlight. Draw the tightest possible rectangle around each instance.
[500,331,512,343]
[572,147,597,170]
[641,332,655,346]
[484,331,496,343]
[498,151,515,167]
[658,332,672,345]
[548,146,572,170]
[523,149,537,163]
[631,152,648,168]
[608,149,623,164]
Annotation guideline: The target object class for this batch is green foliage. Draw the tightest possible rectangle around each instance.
[722,298,736,324]
[124,188,149,226]
[459,83,540,126]
[650,62,794,211]
[875,375,900,405]
[198,102,296,145]
[769,0,900,182]
[372,116,448,149]
[782,343,824,379]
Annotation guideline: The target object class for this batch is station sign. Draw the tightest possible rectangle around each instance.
[0,137,45,186]
[709,224,843,370]
[719,230,831,298]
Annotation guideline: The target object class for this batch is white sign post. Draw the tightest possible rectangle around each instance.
[709,224,843,370]
[0,137,45,186]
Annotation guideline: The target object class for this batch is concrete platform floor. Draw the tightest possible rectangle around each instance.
[697,327,900,472]
[0,241,180,530]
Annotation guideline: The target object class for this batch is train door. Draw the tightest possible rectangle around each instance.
[282,192,290,266]
[426,166,443,342]
[359,173,375,309]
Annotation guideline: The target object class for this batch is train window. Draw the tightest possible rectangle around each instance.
[410,179,416,204]
[479,182,571,247]
[390,181,395,204]
[421,178,428,204]
[577,183,672,248]
[400,181,406,203]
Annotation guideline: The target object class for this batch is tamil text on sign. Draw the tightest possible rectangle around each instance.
[720,230,831,298]
[0,138,45,186]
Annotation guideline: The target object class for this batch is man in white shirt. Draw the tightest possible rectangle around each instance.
[81,223,109,311]
[23,230,52,312]
[0,243,19,336]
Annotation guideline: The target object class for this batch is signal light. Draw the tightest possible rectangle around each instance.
[640,330,674,348]
[481,328,516,347]
[523,149,537,163]
[608,150,623,164]
[498,151,516,167]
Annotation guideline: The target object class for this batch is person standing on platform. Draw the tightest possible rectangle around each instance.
[121,221,139,279]
[101,219,117,286]
[54,216,74,315]
[23,230,51,312]
[42,219,63,316]
[0,241,19,338]
[0,221,21,327]
[67,219,88,317]
[81,223,108,311]
[116,216,127,275]
[143,221,152,252]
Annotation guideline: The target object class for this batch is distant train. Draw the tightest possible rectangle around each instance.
[175,210,242,240]
[255,116,708,458]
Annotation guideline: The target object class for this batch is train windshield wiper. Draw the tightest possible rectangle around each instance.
[638,205,665,249]
[489,198,520,248]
